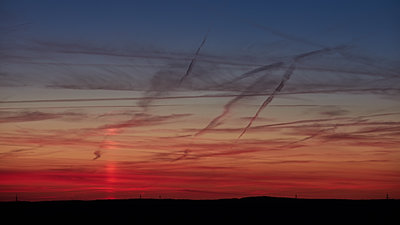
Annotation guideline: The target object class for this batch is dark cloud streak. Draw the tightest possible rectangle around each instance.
[0,111,84,123]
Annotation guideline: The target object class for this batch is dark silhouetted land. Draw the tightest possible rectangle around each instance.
[1,196,398,224]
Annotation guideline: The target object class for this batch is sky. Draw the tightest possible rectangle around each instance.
[0,0,399,201]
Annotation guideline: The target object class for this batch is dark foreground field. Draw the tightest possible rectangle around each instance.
[1,197,398,224]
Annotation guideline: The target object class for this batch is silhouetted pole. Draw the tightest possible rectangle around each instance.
[386,193,389,200]
[295,194,297,199]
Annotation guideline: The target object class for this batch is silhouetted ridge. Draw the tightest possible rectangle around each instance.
[0,197,398,224]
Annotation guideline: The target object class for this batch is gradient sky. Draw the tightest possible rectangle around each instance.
[0,0,399,201]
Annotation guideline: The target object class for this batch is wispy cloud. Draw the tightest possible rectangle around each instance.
[0,145,41,159]
[171,149,190,162]
[86,113,192,160]
[318,107,349,117]
[137,67,183,110]
[0,110,85,123]
[98,113,191,130]
[2,86,399,106]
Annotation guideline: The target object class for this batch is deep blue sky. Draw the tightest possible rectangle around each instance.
[1,0,400,57]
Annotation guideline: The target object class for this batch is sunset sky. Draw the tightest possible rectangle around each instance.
[0,0,399,201]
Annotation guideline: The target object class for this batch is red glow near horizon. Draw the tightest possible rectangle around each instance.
[1,104,400,201]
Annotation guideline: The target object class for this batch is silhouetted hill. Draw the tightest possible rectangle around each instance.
[1,197,398,224]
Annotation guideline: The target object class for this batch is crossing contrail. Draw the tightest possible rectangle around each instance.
[237,63,296,140]
[195,72,274,136]
[217,62,284,87]
[178,30,209,86]
[236,46,347,140]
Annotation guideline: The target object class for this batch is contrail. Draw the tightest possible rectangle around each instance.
[195,73,273,136]
[217,62,284,88]
[0,87,400,105]
[195,47,339,136]
[294,47,342,60]
[140,30,209,110]
[0,104,178,110]
[194,93,245,136]
[243,20,324,48]
[279,125,338,148]
[217,46,345,89]
[196,48,331,137]
[236,46,348,140]
[0,145,41,159]
[244,20,395,78]
[178,30,209,86]
[237,63,296,140]
[14,56,392,79]
[1,87,397,104]
[171,149,190,162]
